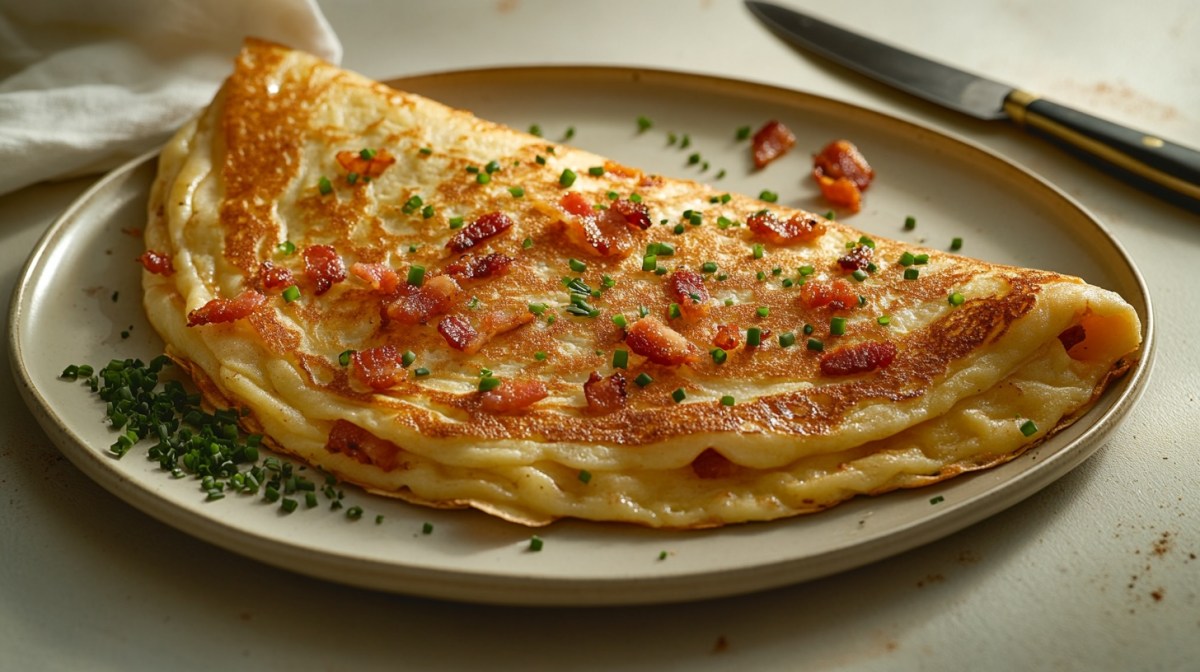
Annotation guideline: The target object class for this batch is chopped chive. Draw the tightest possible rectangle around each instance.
[611,314,628,328]
[806,338,824,351]
[949,292,966,306]
[522,236,534,249]
[779,332,796,348]
[687,152,701,165]
[746,327,762,347]
[421,204,436,219]
[710,348,728,365]
[671,388,687,403]
[759,190,778,203]
[914,254,930,265]
[642,254,658,272]
[529,535,544,552]
[401,350,417,368]
[904,268,920,281]
[449,216,465,229]
[951,237,964,251]
[673,224,686,235]
[478,376,502,392]
[277,240,296,256]
[637,305,649,318]
[852,269,868,282]
[756,306,769,318]
[637,115,653,132]
[668,303,681,319]
[508,186,525,198]
[753,244,765,259]
[877,315,891,326]
[414,367,431,377]
[338,350,354,366]
[634,372,654,387]
[282,285,301,303]
[803,323,814,335]
[612,349,629,369]
[720,395,736,406]
[318,176,333,195]
[830,317,847,335]
[781,278,794,288]
[476,172,491,185]
[578,469,592,484]
[528,302,548,316]
[1020,420,1038,436]
[930,495,944,505]
[535,155,546,166]
[559,168,577,187]
[904,215,917,230]
[588,166,605,176]
[407,265,426,286]
[529,124,542,136]
[347,172,359,185]
[736,125,751,140]
[899,251,916,266]
[569,258,587,273]
[680,134,691,149]
[418,147,432,155]
[484,160,501,174]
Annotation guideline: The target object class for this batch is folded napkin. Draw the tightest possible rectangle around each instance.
[0,0,342,196]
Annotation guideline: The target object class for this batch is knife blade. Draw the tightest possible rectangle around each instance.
[746,0,1200,212]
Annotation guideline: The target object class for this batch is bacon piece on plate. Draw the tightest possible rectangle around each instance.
[138,250,175,276]
[812,140,875,212]
[752,120,796,169]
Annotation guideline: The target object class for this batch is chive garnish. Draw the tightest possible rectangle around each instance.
[478,376,502,392]
[634,372,653,387]
[529,535,544,552]
[637,115,653,132]
[759,190,778,203]
[951,237,964,251]
[588,166,605,176]
[753,244,765,259]
[720,395,736,406]
[756,306,769,318]
[948,292,965,306]
[612,349,629,369]
[904,268,920,280]
[559,168,577,187]
[569,258,587,273]
[806,338,824,351]
[904,216,917,230]
[1020,420,1038,436]
[830,317,847,335]
[779,332,796,348]
[282,285,301,303]
[671,388,687,403]
[710,348,728,365]
[407,265,426,287]
[318,176,333,195]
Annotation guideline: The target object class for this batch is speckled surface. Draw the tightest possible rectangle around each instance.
[2,1,1196,669]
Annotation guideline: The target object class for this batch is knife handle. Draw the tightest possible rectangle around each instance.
[1004,90,1200,212]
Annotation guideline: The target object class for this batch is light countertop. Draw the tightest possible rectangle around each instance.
[2,1,1197,669]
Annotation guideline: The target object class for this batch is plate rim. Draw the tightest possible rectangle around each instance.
[7,65,1155,606]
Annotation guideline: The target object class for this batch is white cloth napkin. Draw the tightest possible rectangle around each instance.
[0,0,342,196]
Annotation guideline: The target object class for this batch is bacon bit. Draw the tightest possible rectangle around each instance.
[819,340,897,376]
[437,307,534,355]
[437,314,480,352]
[667,269,711,320]
[556,192,636,258]
[480,379,548,414]
[800,279,859,311]
[137,250,175,276]
[837,244,874,272]
[350,262,400,294]
[385,275,461,325]
[625,317,699,366]
[335,148,396,180]
[691,448,739,479]
[259,261,295,291]
[813,140,874,212]
[1058,324,1087,352]
[447,211,513,252]
[444,252,514,281]
[746,211,826,245]
[302,244,347,295]
[186,290,267,327]
[752,120,796,169]
[610,198,653,230]
[603,160,642,180]
[583,371,628,415]
[325,420,404,471]
[713,324,742,351]
[350,344,408,390]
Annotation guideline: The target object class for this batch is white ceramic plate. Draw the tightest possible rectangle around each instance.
[9,67,1153,606]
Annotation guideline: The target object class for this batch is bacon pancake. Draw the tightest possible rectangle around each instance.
[141,40,1142,528]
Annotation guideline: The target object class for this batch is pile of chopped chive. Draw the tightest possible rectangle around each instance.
[60,356,363,518]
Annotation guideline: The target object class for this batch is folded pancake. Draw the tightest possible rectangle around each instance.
[141,40,1141,528]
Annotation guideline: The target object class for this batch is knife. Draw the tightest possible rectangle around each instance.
[745,1,1200,212]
